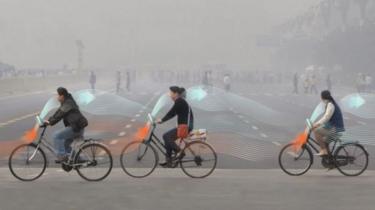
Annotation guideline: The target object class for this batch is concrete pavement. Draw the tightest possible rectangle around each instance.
[0,168,374,210]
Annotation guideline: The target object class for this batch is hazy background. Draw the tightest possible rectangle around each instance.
[0,0,375,171]
[0,0,316,69]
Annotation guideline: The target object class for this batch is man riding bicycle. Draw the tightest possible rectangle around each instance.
[44,87,88,163]
[156,86,194,168]
[312,90,345,156]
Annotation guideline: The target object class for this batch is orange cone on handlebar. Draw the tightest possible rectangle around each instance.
[291,131,308,151]
[134,123,150,141]
[22,123,39,143]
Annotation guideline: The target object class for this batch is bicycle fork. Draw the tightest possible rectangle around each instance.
[28,144,41,162]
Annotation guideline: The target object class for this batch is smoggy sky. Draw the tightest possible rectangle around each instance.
[0,0,317,69]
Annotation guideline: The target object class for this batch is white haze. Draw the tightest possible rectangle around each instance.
[0,0,316,69]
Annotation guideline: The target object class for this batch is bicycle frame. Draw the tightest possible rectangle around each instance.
[31,126,88,165]
[142,114,202,162]
[305,130,340,156]
[143,123,194,158]
[144,124,168,156]
[36,127,56,152]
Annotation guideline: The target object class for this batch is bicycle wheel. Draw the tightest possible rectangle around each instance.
[75,143,113,181]
[279,143,313,176]
[8,143,47,181]
[180,141,217,178]
[120,141,158,178]
[334,143,368,176]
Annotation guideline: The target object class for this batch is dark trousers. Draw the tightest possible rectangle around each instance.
[163,128,179,158]
[163,127,192,158]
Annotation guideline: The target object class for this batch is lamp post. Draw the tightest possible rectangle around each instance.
[75,40,84,72]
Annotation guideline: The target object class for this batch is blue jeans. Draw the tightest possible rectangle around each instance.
[53,127,84,156]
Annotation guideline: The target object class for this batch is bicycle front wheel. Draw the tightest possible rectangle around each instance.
[180,141,217,178]
[120,141,158,178]
[8,143,47,181]
[75,143,113,181]
[279,143,313,176]
[334,143,368,176]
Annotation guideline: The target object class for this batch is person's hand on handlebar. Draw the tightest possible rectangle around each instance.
[156,119,163,124]
[42,120,50,127]
[311,123,320,131]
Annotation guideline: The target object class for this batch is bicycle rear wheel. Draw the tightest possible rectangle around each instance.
[75,143,113,181]
[120,141,158,178]
[180,141,217,178]
[279,143,313,176]
[334,143,368,176]
[8,143,47,181]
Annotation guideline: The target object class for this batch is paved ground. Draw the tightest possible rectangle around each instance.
[0,81,375,169]
[0,168,374,210]
[0,80,374,209]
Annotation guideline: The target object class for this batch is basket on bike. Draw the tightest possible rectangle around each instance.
[188,129,207,141]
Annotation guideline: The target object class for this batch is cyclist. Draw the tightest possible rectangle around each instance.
[44,87,88,163]
[156,86,194,167]
[312,90,345,156]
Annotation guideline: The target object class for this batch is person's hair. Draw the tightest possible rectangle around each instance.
[179,87,186,98]
[169,86,185,95]
[169,86,180,93]
[57,87,68,97]
[321,90,335,103]
[57,87,73,99]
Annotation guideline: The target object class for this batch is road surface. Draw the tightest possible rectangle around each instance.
[1,81,374,169]
[0,168,374,210]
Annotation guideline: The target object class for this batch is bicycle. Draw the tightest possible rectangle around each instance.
[279,119,369,176]
[8,116,113,181]
[120,114,217,178]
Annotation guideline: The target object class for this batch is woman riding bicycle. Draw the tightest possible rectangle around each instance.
[44,87,88,163]
[312,90,345,156]
[156,86,194,168]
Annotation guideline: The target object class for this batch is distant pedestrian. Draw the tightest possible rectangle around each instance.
[202,71,209,86]
[89,71,96,92]
[223,74,231,92]
[303,77,310,94]
[310,74,318,94]
[292,73,299,94]
[116,71,122,94]
[126,71,131,91]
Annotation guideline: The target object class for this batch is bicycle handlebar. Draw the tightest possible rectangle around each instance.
[305,118,314,134]
[147,113,154,123]
[148,113,160,127]
[39,123,48,128]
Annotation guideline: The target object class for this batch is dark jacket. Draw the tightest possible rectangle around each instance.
[48,96,88,132]
[162,97,194,129]
[328,101,345,132]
